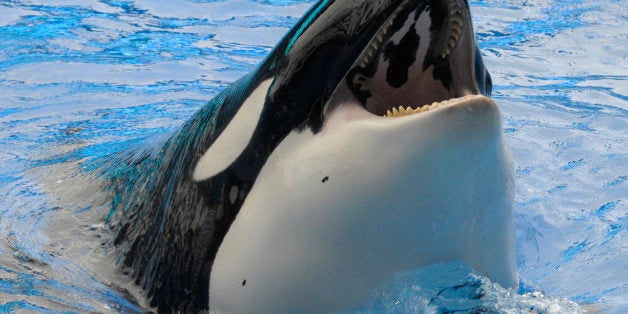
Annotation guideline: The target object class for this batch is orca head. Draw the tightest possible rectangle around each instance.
[266,0,493,129]
[194,0,494,182]
[116,2,508,312]
[208,1,516,312]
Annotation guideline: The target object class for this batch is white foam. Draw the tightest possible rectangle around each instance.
[355,261,583,313]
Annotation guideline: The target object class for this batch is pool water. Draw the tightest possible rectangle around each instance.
[0,0,625,312]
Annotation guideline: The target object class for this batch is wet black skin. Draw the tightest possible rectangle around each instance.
[108,0,493,312]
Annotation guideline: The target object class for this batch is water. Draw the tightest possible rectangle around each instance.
[0,0,625,312]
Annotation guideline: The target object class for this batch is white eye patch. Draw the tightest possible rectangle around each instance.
[193,78,274,182]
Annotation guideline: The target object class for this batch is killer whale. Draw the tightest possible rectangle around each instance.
[107,0,515,312]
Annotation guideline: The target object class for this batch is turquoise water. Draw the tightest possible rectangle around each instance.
[0,0,625,312]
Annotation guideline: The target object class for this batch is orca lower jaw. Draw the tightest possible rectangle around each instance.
[381,94,489,118]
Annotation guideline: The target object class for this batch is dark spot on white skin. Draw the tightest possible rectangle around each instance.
[322,176,329,183]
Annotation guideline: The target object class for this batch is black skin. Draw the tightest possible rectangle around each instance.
[107,0,492,312]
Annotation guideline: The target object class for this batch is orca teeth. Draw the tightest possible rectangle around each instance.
[383,100,454,118]
[358,5,400,69]
[441,2,464,59]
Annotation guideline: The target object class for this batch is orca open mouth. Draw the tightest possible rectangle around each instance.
[344,0,491,118]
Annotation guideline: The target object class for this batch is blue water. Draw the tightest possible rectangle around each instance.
[0,0,625,312]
